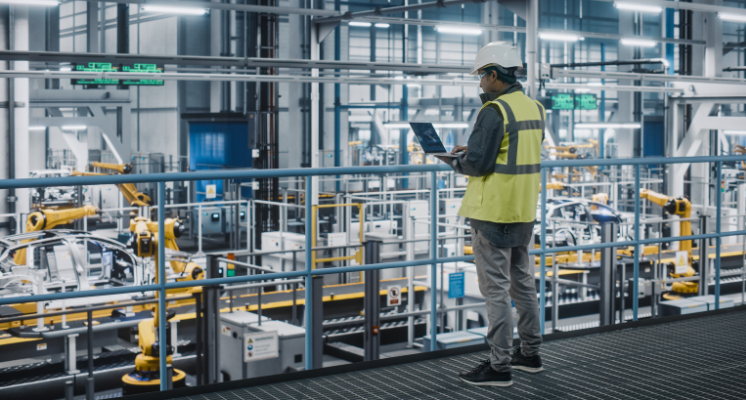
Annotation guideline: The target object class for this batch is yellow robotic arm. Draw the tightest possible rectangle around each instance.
[91,162,133,174]
[639,188,696,294]
[72,169,152,207]
[13,205,98,265]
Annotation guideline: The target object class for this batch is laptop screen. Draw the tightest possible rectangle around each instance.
[410,123,447,153]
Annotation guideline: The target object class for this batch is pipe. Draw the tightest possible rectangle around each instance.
[550,58,669,69]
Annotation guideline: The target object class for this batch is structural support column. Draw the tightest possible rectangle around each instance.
[525,0,538,99]
[87,1,99,53]
[210,0,222,113]
[310,25,320,206]
[12,5,29,218]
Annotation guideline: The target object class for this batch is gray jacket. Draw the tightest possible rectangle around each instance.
[447,82,535,248]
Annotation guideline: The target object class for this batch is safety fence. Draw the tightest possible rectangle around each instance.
[0,154,744,391]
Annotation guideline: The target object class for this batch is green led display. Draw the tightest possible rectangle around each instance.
[575,94,597,110]
[72,63,164,86]
[551,94,575,110]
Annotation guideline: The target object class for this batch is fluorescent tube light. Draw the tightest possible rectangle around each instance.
[141,5,209,15]
[539,32,581,42]
[434,122,469,129]
[28,126,47,131]
[724,130,746,135]
[614,2,662,14]
[620,38,657,48]
[718,13,746,23]
[349,21,372,27]
[0,0,59,5]
[435,26,483,35]
[60,67,72,72]
[375,23,390,28]
[383,122,469,129]
[574,123,641,129]
[383,122,411,129]
[61,125,87,131]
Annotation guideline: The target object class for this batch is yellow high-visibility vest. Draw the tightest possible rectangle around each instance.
[459,90,545,223]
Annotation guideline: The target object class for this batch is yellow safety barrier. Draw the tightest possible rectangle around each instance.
[311,203,364,270]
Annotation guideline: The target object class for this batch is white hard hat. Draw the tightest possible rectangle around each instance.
[469,41,523,75]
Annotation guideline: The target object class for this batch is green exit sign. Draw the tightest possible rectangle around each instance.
[575,94,597,110]
[72,63,164,86]
[550,93,597,110]
[551,94,574,110]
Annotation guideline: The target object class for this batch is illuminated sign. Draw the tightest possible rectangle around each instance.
[575,94,597,110]
[71,63,164,86]
[551,94,574,110]
[550,93,597,110]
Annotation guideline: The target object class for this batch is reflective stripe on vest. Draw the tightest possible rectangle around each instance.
[482,96,545,175]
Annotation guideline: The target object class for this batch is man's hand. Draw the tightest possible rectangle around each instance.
[451,145,468,155]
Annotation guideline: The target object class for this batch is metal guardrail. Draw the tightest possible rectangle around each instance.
[0,154,744,391]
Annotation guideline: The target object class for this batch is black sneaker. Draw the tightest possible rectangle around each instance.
[511,349,543,373]
[459,359,513,387]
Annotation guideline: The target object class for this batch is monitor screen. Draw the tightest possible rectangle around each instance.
[410,123,447,153]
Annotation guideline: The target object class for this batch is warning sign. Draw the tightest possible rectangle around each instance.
[206,184,217,199]
[387,285,401,307]
[675,251,690,275]
[244,331,279,362]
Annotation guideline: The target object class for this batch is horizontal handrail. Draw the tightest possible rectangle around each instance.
[2,155,745,190]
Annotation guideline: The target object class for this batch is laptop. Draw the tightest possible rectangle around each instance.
[409,122,459,157]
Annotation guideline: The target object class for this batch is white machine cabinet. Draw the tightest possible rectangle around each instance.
[219,311,306,381]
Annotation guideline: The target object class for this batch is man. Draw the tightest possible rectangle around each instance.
[437,41,545,388]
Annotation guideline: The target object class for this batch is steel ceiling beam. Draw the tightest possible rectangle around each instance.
[313,0,489,24]
[592,0,746,16]
[0,70,702,93]
[353,17,705,46]
[552,68,746,86]
[0,50,472,73]
[85,0,338,16]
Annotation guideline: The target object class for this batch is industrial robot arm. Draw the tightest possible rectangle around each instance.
[13,205,98,265]
[73,166,152,207]
[639,188,697,295]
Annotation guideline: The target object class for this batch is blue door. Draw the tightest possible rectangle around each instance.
[189,122,253,202]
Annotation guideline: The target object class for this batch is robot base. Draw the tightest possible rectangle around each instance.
[122,368,186,395]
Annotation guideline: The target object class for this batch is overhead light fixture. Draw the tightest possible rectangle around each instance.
[575,122,641,129]
[141,5,209,15]
[383,122,469,129]
[61,125,88,131]
[0,0,59,5]
[724,130,746,135]
[433,122,469,129]
[620,38,657,48]
[349,21,372,27]
[60,67,72,72]
[718,13,746,23]
[375,23,390,28]
[435,26,483,35]
[539,32,581,42]
[347,115,373,122]
[383,122,411,129]
[28,126,47,131]
[614,2,662,14]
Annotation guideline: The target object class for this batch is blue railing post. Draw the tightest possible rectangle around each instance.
[540,168,547,335]
[157,182,168,391]
[305,176,314,370]
[633,164,640,321]
[705,161,723,310]
[430,171,438,351]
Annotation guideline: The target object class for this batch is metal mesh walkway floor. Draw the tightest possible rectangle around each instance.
[166,309,746,400]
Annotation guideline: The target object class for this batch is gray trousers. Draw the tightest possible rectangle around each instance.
[472,229,542,372]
